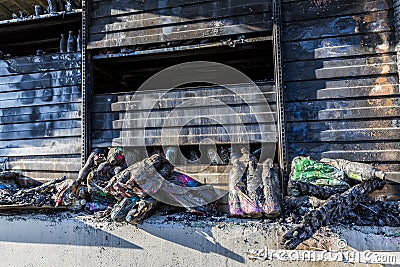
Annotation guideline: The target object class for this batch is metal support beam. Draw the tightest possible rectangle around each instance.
[81,0,92,167]
[272,0,288,194]
[393,0,400,84]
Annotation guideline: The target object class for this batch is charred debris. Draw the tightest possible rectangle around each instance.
[0,146,398,249]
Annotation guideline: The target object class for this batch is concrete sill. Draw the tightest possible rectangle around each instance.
[0,211,398,266]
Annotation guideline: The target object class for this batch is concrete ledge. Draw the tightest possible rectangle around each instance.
[0,212,398,267]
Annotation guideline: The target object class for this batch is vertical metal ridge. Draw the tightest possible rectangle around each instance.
[393,0,400,85]
[272,0,288,193]
[81,0,92,168]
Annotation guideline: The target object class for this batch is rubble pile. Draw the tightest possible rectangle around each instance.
[0,146,399,251]
[282,156,394,249]
[61,147,219,224]
[0,176,66,207]
[283,177,386,249]
[0,188,54,207]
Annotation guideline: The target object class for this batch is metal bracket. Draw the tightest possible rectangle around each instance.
[393,0,400,81]
[272,0,288,194]
[81,0,93,168]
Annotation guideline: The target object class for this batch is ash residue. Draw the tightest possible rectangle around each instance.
[1,209,82,223]
[162,212,227,226]
[0,188,54,207]
[282,196,400,227]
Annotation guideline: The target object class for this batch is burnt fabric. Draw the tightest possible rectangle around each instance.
[87,147,127,199]
[68,148,106,196]
[229,149,281,218]
[104,154,169,224]
[107,154,218,216]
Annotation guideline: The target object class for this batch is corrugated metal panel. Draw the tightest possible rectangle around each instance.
[282,0,400,198]
[91,81,276,148]
[87,0,273,49]
[0,52,82,182]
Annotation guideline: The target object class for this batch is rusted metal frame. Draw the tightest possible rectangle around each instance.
[92,36,272,60]
[81,0,93,168]
[272,0,288,194]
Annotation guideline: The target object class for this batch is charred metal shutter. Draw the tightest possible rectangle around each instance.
[0,53,82,181]
[282,0,400,199]
[87,0,273,49]
[85,0,276,194]
[91,81,276,148]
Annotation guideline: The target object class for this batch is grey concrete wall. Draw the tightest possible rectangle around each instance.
[0,212,398,267]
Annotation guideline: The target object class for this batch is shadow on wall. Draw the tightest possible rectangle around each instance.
[139,220,245,263]
[0,213,244,263]
[0,214,141,249]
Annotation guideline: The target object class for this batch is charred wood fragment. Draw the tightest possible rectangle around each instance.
[25,176,66,194]
[288,180,349,200]
[283,177,386,249]
[0,171,19,180]
[261,159,281,217]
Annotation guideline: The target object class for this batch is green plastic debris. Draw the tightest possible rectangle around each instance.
[320,158,385,182]
[290,156,349,187]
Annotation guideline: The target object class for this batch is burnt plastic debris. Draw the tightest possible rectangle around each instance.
[0,176,67,207]
[53,178,76,207]
[290,156,347,186]
[34,5,43,16]
[228,148,281,218]
[288,156,386,199]
[47,0,57,13]
[320,158,385,181]
[67,31,76,52]
[85,201,111,212]
[125,197,158,224]
[282,156,391,249]
[67,148,106,197]
[283,177,386,249]
[77,30,82,52]
[65,0,74,12]
[88,146,127,198]
[103,153,218,220]
[18,11,27,18]
[60,34,67,53]
[111,197,139,221]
